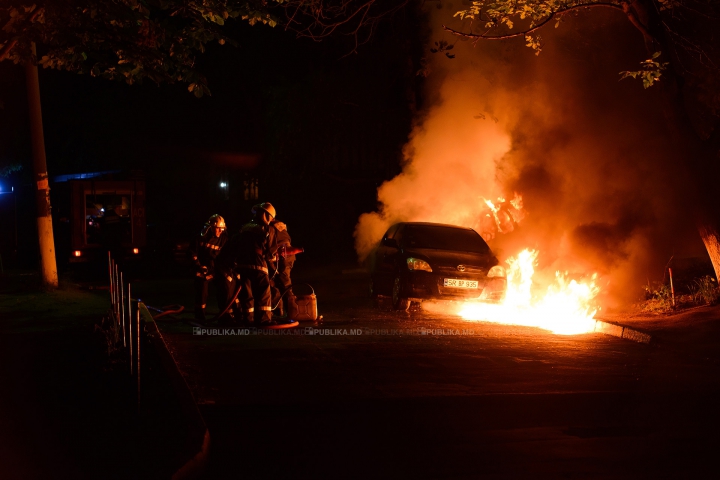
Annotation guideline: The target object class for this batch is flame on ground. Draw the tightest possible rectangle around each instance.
[427,249,600,335]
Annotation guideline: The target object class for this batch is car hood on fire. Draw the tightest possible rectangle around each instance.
[402,247,498,269]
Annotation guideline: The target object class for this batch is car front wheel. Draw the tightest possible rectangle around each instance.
[392,276,411,311]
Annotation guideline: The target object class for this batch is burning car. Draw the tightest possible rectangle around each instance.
[369,222,507,310]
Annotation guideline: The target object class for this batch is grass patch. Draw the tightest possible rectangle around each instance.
[690,275,720,305]
[0,271,109,333]
[638,275,720,314]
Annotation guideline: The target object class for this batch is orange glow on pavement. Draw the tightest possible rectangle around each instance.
[425,249,600,335]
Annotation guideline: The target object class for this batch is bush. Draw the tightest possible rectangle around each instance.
[691,275,720,305]
[641,282,675,313]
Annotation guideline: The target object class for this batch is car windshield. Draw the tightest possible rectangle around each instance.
[400,225,490,254]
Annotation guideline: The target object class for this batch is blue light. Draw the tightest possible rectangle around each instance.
[53,169,122,183]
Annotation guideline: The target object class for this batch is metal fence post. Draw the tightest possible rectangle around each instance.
[136,306,141,409]
[125,283,129,348]
[129,297,134,376]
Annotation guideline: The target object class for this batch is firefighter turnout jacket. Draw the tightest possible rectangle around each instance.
[234,220,278,273]
[273,221,291,247]
[221,219,276,324]
[191,231,228,280]
[269,220,294,276]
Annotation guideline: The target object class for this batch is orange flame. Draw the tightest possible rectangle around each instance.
[426,249,600,335]
[477,194,525,240]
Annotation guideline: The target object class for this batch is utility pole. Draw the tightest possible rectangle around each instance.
[25,42,58,288]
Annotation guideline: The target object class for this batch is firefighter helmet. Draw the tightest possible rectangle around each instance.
[207,214,226,230]
[252,202,276,219]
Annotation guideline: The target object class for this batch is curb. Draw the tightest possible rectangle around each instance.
[594,319,652,344]
[139,303,211,480]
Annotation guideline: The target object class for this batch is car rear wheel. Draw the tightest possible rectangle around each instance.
[392,276,411,311]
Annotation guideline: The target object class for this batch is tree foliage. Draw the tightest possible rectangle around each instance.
[1,1,276,97]
[1,0,408,96]
[619,51,669,88]
[446,1,720,99]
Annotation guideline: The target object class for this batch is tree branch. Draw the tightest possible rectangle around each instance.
[442,2,626,40]
[283,0,409,46]
[0,40,17,62]
[620,1,656,46]
[0,7,43,62]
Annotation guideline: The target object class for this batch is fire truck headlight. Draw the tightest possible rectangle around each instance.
[488,266,506,278]
[407,258,432,272]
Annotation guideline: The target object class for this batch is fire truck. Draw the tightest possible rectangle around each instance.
[52,170,146,264]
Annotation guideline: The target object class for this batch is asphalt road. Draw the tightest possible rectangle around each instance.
[140,267,720,479]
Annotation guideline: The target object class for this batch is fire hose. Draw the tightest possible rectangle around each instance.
[211,276,294,322]
[211,279,243,322]
[148,282,291,325]
[146,304,185,320]
[150,247,305,325]
[142,284,239,324]
[211,246,304,323]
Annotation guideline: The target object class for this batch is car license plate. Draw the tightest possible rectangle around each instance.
[443,278,478,289]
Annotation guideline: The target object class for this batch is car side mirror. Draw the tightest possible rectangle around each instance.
[381,238,398,248]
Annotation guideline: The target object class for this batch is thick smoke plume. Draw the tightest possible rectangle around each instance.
[354,81,512,257]
[355,5,706,305]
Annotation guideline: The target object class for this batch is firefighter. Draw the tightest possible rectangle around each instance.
[269,219,295,317]
[235,202,281,326]
[190,214,230,322]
